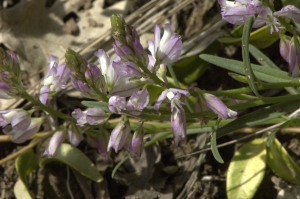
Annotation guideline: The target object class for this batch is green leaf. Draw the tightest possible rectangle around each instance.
[267,138,300,185]
[82,101,109,112]
[211,130,224,163]
[228,72,248,83]
[216,100,300,139]
[281,0,300,8]
[15,150,39,185]
[14,179,32,199]
[227,138,266,199]
[249,44,299,94]
[40,143,103,182]
[199,54,296,83]
[218,25,279,49]
[242,15,260,97]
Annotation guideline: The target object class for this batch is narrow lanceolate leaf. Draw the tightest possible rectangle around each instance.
[249,44,299,95]
[242,15,260,97]
[211,130,224,163]
[218,24,279,49]
[15,150,39,185]
[267,138,300,185]
[227,138,266,199]
[199,54,296,83]
[216,100,300,139]
[40,143,103,182]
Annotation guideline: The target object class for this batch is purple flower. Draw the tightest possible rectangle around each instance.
[127,88,149,115]
[218,0,280,33]
[154,88,190,111]
[94,50,141,97]
[154,88,190,145]
[280,34,300,77]
[39,55,70,104]
[72,108,87,126]
[43,130,66,158]
[107,117,131,153]
[72,108,107,126]
[67,125,84,147]
[129,123,144,158]
[0,109,18,127]
[274,5,300,24]
[108,96,126,114]
[86,108,107,125]
[10,118,43,144]
[171,103,186,146]
[87,129,110,161]
[112,60,142,78]
[11,111,31,131]
[202,93,237,119]
[148,24,182,65]
[0,109,32,131]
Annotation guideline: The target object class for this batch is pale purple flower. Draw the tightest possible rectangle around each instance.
[129,123,144,158]
[148,24,182,65]
[171,104,186,146]
[274,5,300,24]
[39,55,70,104]
[218,0,280,32]
[86,108,107,125]
[11,111,31,131]
[280,34,300,77]
[72,108,87,126]
[127,88,149,115]
[0,109,18,127]
[67,125,83,147]
[87,129,110,161]
[43,130,66,158]
[0,109,32,132]
[154,88,190,111]
[108,96,126,114]
[202,93,237,119]
[154,89,190,145]
[72,108,107,126]
[107,118,131,153]
[11,118,43,144]
[94,50,141,97]
[112,60,142,78]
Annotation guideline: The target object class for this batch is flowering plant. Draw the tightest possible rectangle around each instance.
[2,1,300,197]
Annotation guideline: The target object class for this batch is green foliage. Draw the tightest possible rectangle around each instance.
[218,25,279,49]
[15,150,39,185]
[227,138,266,199]
[267,138,300,185]
[281,0,300,8]
[40,143,103,182]
[14,179,32,199]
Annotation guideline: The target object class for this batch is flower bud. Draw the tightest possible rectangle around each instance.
[43,130,66,158]
[86,129,110,161]
[129,122,144,158]
[107,117,131,153]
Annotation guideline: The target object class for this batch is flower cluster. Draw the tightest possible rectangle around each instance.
[0,109,43,143]
[218,1,300,77]
[0,48,23,99]
[39,55,70,104]
[0,14,238,161]
[219,0,300,33]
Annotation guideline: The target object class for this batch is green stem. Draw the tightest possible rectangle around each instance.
[137,60,165,86]
[91,85,109,102]
[243,15,261,97]
[21,90,75,122]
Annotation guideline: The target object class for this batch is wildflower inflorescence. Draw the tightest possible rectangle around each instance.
[0,14,237,160]
[218,0,300,77]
